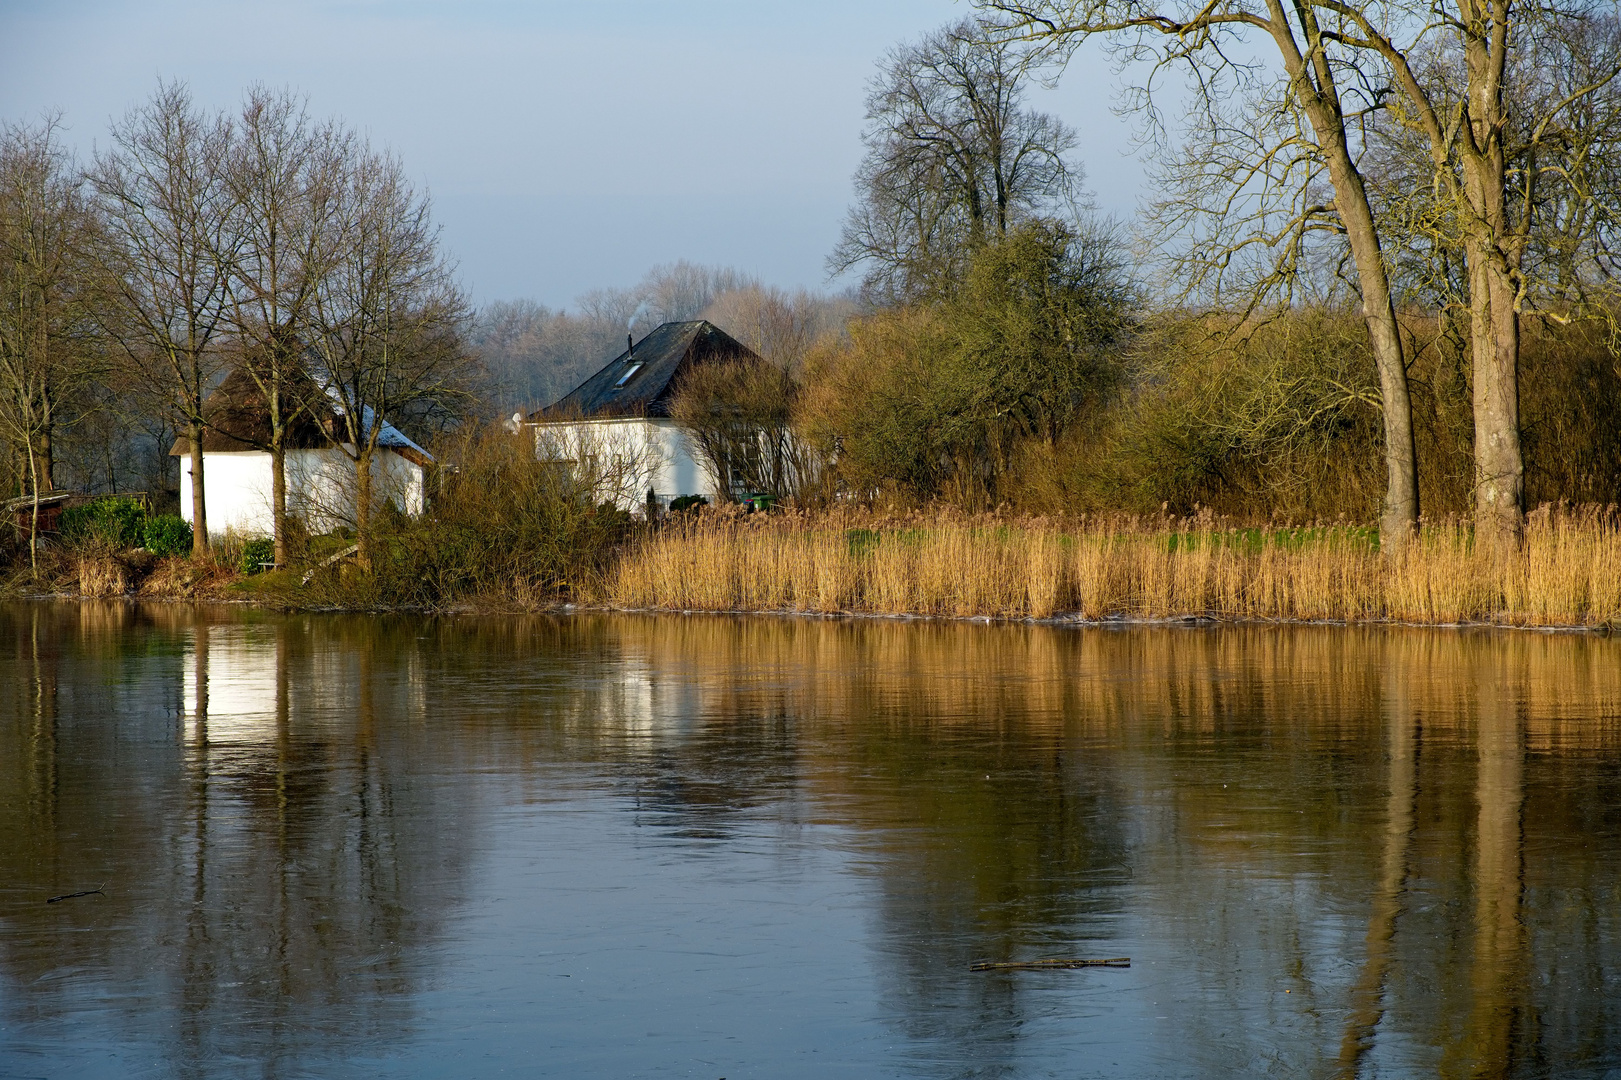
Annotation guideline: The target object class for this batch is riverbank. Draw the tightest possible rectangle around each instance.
[602,505,1621,628]
[10,503,1621,629]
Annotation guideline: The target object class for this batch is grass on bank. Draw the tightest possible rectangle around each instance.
[603,504,1621,627]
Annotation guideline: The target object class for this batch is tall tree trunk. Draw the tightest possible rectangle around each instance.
[35,428,53,494]
[188,423,209,555]
[1313,118,1421,548]
[271,446,288,567]
[1271,6,1421,549]
[1467,247,1524,546]
[1459,12,1523,547]
[1361,284,1421,550]
[355,447,373,571]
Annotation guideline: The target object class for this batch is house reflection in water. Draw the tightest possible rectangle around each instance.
[183,624,282,750]
[0,606,470,1076]
[166,617,458,1074]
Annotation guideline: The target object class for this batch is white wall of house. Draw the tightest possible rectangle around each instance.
[528,417,721,511]
[179,447,426,538]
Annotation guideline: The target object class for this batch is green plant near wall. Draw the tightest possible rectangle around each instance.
[59,498,147,548]
[141,515,193,557]
[239,537,277,575]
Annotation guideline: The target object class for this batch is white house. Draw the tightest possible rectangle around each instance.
[171,367,432,539]
[520,320,762,511]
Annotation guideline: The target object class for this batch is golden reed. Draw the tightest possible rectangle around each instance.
[602,503,1621,627]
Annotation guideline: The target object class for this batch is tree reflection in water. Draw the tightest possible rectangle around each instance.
[0,604,473,1077]
[568,617,1621,1078]
[0,606,1618,1077]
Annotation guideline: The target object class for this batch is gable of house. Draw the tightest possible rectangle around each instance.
[531,320,762,421]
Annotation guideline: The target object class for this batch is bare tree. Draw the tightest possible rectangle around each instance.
[576,262,754,338]
[86,81,239,553]
[699,285,856,371]
[1512,13,1621,303]
[669,359,808,501]
[1346,1,1611,541]
[977,0,1419,542]
[634,261,753,326]
[471,299,562,411]
[308,146,470,568]
[226,86,352,565]
[0,117,98,567]
[1367,14,1621,397]
[982,0,1621,545]
[831,18,1086,303]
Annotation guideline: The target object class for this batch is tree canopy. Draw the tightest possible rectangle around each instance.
[830,19,1087,305]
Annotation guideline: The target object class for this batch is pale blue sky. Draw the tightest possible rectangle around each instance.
[0,0,1146,306]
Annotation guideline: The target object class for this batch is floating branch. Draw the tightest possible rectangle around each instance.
[970,957,1130,971]
[46,883,106,904]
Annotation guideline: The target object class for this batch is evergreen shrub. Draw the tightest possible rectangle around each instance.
[59,498,146,548]
[239,537,276,574]
[141,515,193,557]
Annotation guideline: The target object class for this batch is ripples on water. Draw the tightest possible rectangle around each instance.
[1,602,1619,1078]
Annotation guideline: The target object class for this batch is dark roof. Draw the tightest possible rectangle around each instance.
[170,366,334,454]
[532,320,762,420]
[169,366,432,465]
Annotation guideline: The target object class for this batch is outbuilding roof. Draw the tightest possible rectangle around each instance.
[531,320,762,420]
[169,366,432,466]
[169,366,333,453]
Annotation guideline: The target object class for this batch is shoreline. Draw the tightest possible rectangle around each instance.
[12,504,1621,631]
[9,590,1613,635]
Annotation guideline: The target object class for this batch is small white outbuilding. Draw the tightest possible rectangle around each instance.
[170,367,432,539]
[519,320,762,511]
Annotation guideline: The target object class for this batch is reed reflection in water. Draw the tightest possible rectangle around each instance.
[0,602,1618,1078]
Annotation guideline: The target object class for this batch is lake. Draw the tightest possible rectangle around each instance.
[1,602,1618,1078]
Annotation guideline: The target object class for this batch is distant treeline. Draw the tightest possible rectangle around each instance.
[657,234,1621,521]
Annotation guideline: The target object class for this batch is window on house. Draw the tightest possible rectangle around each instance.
[613,363,643,389]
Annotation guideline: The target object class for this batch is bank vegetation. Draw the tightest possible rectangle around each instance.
[604,505,1621,627]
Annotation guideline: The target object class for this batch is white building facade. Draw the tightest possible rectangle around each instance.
[178,445,428,539]
[527,416,721,512]
[171,366,433,540]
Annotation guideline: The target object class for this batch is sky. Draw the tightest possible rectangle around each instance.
[0,0,1149,309]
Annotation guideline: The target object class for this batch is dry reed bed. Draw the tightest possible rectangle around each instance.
[604,505,1621,627]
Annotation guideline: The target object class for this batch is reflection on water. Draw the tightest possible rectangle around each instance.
[0,605,469,1079]
[1,603,1619,1078]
